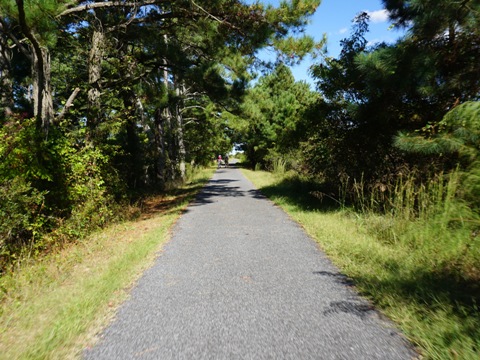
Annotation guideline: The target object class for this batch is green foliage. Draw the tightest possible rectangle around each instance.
[1,0,71,46]
[395,102,480,157]
[59,143,119,238]
[307,13,409,182]
[0,117,49,265]
[0,115,125,268]
[395,101,480,211]
[0,177,46,264]
[235,63,319,167]
[273,34,325,64]
[0,117,48,181]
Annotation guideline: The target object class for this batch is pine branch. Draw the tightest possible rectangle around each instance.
[55,87,81,123]
[0,18,31,60]
[395,130,468,156]
[190,0,224,24]
[57,0,166,18]
[180,105,207,114]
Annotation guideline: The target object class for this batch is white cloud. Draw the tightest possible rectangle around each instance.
[366,9,390,23]
[339,27,348,34]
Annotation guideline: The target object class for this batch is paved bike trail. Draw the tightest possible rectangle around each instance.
[84,166,416,359]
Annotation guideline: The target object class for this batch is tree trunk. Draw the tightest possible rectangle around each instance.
[0,76,13,118]
[175,82,187,181]
[160,35,176,182]
[163,100,176,182]
[15,0,53,132]
[119,90,142,190]
[88,29,105,135]
[0,41,13,118]
[154,107,167,186]
[32,47,53,130]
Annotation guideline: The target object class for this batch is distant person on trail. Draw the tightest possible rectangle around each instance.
[217,155,222,168]
[225,154,229,167]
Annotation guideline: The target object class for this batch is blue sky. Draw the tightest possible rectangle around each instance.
[255,0,406,85]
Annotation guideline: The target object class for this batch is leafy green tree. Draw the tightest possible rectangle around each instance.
[306,1,480,188]
[234,63,319,168]
[307,13,396,181]
[395,101,480,208]
[384,0,480,104]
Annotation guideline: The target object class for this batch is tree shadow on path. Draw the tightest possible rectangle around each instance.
[191,177,265,206]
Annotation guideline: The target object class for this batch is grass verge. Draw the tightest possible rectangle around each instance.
[242,168,479,360]
[0,167,215,360]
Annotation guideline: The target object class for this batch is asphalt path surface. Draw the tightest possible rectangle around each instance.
[84,165,416,359]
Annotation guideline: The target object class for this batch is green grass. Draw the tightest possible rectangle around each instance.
[242,168,480,360]
[0,167,215,360]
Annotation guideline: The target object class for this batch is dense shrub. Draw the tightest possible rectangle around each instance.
[0,177,46,266]
[0,117,124,269]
